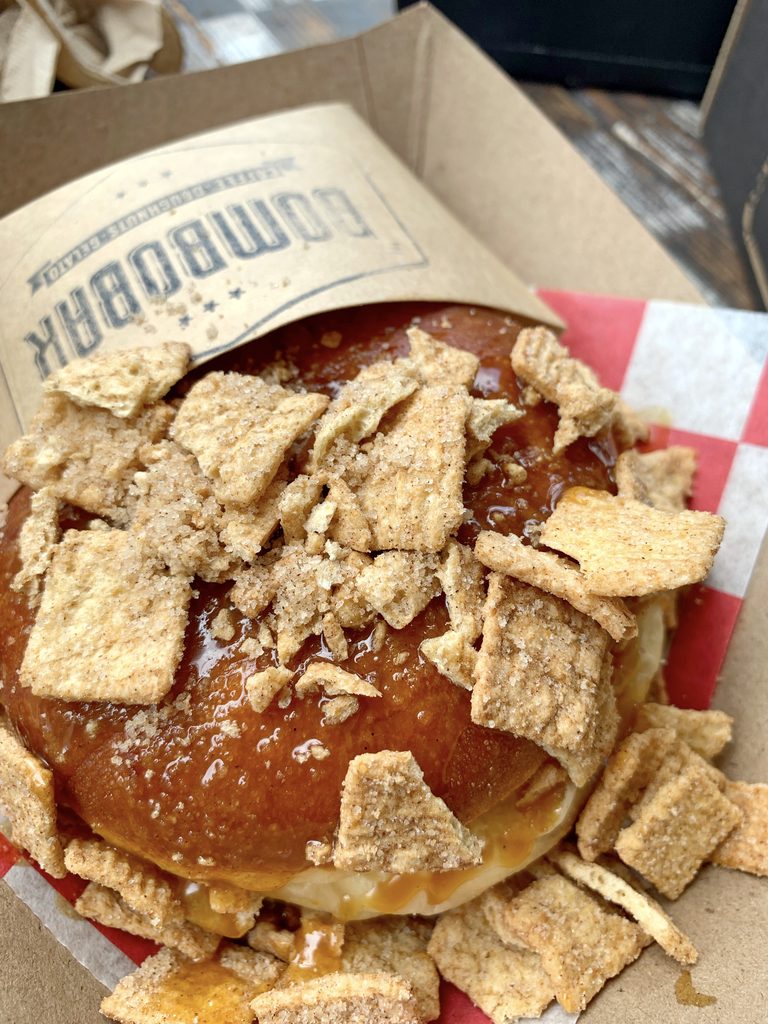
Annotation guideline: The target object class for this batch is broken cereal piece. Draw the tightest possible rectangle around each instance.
[11,487,60,605]
[20,530,191,704]
[246,667,294,713]
[0,719,65,877]
[2,395,173,524]
[549,848,697,964]
[305,838,334,865]
[615,765,742,899]
[312,362,419,467]
[218,943,284,990]
[219,467,288,562]
[100,944,279,1024]
[76,882,220,960]
[208,886,261,916]
[402,326,479,387]
[490,873,647,1013]
[479,876,539,940]
[634,703,733,760]
[342,917,440,1022]
[511,327,616,454]
[251,972,419,1024]
[334,750,484,873]
[357,551,440,629]
[129,440,232,581]
[611,397,650,448]
[475,530,636,642]
[307,548,374,646]
[710,781,768,877]
[437,539,485,641]
[615,446,697,512]
[279,475,325,544]
[516,762,568,810]
[325,477,372,551]
[248,921,296,962]
[321,611,349,662]
[420,631,478,690]
[576,727,678,861]
[171,371,328,506]
[64,838,182,926]
[295,662,380,699]
[428,898,554,1024]
[629,737,725,818]
[44,342,190,419]
[540,487,725,596]
[357,386,470,552]
[472,574,617,786]
[466,398,523,461]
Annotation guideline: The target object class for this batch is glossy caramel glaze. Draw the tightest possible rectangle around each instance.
[0,303,617,885]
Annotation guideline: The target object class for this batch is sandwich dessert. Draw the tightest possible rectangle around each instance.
[0,302,765,1024]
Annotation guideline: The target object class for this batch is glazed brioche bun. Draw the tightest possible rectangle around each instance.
[0,304,657,926]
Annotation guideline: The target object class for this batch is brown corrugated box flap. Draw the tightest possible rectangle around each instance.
[2,5,766,1023]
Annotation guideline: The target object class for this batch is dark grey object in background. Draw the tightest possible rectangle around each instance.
[703,0,768,309]
[399,0,736,98]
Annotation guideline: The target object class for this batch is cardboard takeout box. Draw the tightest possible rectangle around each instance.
[0,5,765,1023]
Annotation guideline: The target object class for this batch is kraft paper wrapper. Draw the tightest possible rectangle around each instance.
[0,101,558,502]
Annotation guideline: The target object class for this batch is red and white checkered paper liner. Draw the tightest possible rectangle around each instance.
[2,290,767,1021]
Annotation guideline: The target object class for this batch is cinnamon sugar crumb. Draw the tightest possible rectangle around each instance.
[437,539,485,641]
[211,608,236,642]
[615,446,697,512]
[295,662,380,699]
[311,361,418,469]
[321,694,359,726]
[246,667,293,714]
[420,631,478,690]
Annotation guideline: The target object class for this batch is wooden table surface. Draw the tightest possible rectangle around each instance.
[166,0,757,312]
